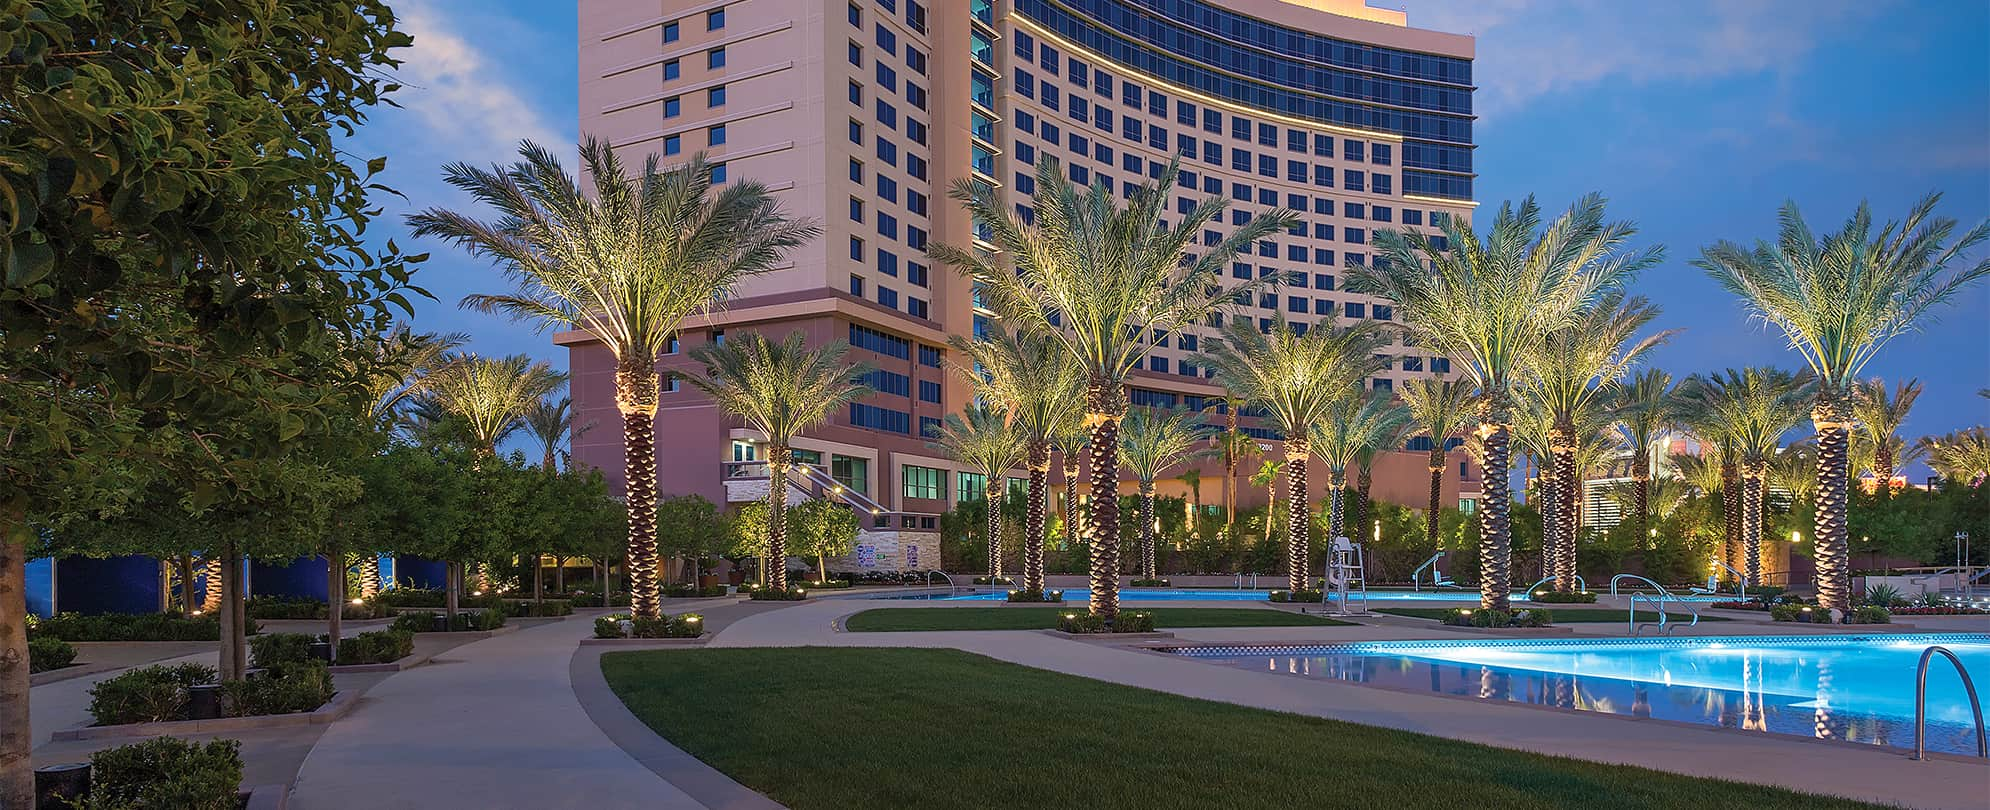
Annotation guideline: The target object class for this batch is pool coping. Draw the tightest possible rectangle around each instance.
[1141,632,1990,764]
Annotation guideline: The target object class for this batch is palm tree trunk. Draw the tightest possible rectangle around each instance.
[1741,462,1766,584]
[985,482,1003,580]
[325,551,344,662]
[1550,425,1578,592]
[1139,480,1157,580]
[1062,450,1082,549]
[617,358,663,619]
[767,447,792,592]
[1874,447,1895,497]
[1537,468,1558,587]
[203,556,223,612]
[1225,406,1240,536]
[1633,446,1652,547]
[1425,448,1445,550]
[1478,406,1514,612]
[1354,463,1373,545]
[1813,399,1853,614]
[359,554,381,599]
[1285,440,1313,593]
[1720,456,1741,577]
[1026,441,1050,593]
[1083,381,1125,620]
[1,510,33,810]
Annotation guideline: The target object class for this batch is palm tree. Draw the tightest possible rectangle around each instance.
[1769,442,1819,506]
[425,354,567,457]
[928,404,1027,581]
[1249,458,1287,548]
[1611,369,1678,544]
[1400,378,1476,552]
[1197,315,1388,591]
[1923,428,1990,485]
[1678,369,1812,583]
[1118,407,1209,580]
[1851,378,1924,492]
[688,331,872,593]
[1522,291,1672,590]
[1695,194,1989,613]
[522,395,596,472]
[1364,195,1662,610]
[411,140,819,620]
[1213,412,1260,539]
[359,326,467,426]
[1510,402,1559,582]
[1178,468,1204,540]
[1054,425,1088,550]
[948,323,1085,593]
[931,157,1291,620]
[1353,406,1415,547]
[1316,391,1410,545]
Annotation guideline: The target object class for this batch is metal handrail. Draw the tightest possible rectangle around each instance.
[1913,646,1987,760]
[1610,573,1700,636]
[1523,574,1588,600]
[924,570,960,595]
[1706,561,1748,602]
[1412,553,1445,591]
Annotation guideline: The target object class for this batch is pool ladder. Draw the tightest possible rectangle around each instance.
[1912,646,1987,761]
[1608,574,1700,636]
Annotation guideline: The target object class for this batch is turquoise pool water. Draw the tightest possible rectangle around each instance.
[1167,633,1990,755]
[877,588,1725,603]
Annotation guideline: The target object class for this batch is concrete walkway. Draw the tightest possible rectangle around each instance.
[289,615,705,810]
[712,598,1990,810]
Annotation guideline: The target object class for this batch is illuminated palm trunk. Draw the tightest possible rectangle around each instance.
[1741,460,1767,584]
[1062,449,1082,548]
[1632,445,1652,546]
[617,358,663,619]
[1549,424,1579,592]
[1024,441,1050,593]
[984,481,1003,580]
[767,447,792,592]
[1285,437,1313,593]
[203,556,224,612]
[1225,407,1240,537]
[1424,447,1445,550]
[1084,379,1125,620]
[358,554,381,599]
[1536,467,1558,587]
[1354,463,1373,546]
[1138,479,1157,580]
[1873,446,1895,496]
[1720,455,1741,578]
[1813,398,1853,614]
[1326,470,1347,540]
[1477,402,1515,612]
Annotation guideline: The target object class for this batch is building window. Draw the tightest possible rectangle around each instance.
[707,86,726,107]
[664,59,680,81]
[919,380,942,403]
[903,465,944,500]
[958,471,988,501]
[662,21,678,43]
[708,124,726,146]
[707,48,725,70]
[852,403,910,435]
[707,9,725,30]
[908,296,928,319]
[832,455,869,494]
[662,134,681,155]
[664,96,680,118]
[849,274,865,296]
[918,344,941,367]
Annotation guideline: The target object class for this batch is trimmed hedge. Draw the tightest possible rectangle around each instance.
[971,576,1015,586]
[1268,590,1323,603]
[222,662,333,717]
[337,629,414,664]
[1128,579,1171,588]
[31,611,252,641]
[1057,610,1155,634]
[371,588,503,610]
[503,599,573,617]
[390,607,506,633]
[87,663,217,726]
[1006,589,1064,603]
[248,633,316,668]
[29,637,77,673]
[663,583,730,598]
[81,737,242,810]
[1443,608,1553,628]
[595,613,706,639]
[790,579,853,590]
[747,587,807,601]
[1526,590,1596,604]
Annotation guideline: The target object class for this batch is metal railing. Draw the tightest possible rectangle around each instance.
[1522,574,1587,600]
[1412,553,1457,591]
[721,459,940,531]
[922,570,962,597]
[1913,646,1986,761]
[1701,561,1748,602]
[1609,574,1700,636]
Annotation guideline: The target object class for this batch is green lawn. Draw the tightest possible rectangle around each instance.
[601,648,1879,810]
[1377,607,1728,623]
[841,606,1353,632]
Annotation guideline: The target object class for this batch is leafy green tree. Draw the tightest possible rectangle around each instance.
[789,500,860,583]
[1363,195,1662,610]
[1695,194,1989,613]
[413,142,818,621]
[931,157,1291,620]
[657,494,728,582]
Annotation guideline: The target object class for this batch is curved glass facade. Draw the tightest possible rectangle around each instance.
[1016,0,1472,199]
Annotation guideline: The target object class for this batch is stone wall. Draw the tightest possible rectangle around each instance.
[827,530,941,573]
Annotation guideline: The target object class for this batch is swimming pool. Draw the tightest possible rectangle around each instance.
[1165,633,1990,756]
[876,588,1724,603]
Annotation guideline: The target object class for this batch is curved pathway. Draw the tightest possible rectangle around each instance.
[290,615,705,810]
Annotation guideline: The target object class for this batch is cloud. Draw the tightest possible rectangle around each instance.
[1409,0,1892,121]
[387,0,568,165]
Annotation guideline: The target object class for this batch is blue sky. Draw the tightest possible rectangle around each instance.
[352,0,1990,472]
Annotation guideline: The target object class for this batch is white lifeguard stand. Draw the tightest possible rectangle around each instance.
[1322,536,1370,616]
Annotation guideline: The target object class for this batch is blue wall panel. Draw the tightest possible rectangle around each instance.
[249,557,330,601]
[26,558,55,617]
[394,556,447,590]
[55,556,160,615]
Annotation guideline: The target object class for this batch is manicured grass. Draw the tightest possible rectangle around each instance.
[601,648,1880,810]
[1377,607,1728,623]
[841,607,1353,632]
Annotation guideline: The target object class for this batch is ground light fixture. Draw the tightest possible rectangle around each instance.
[351,599,365,605]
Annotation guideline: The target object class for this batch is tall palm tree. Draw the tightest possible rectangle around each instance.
[1611,369,1678,544]
[1678,369,1812,583]
[1315,391,1411,546]
[1923,428,1990,485]
[1213,412,1260,539]
[1353,406,1415,546]
[1522,291,1672,590]
[1249,458,1287,548]
[928,404,1027,581]
[948,324,1085,593]
[426,354,567,457]
[1400,378,1476,552]
[1695,194,1989,613]
[522,395,596,472]
[1197,315,1388,591]
[1769,442,1819,507]
[1054,425,1088,549]
[1851,378,1924,492]
[360,326,467,426]
[1364,195,1662,610]
[411,140,819,620]
[1118,407,1209,580]
[1178,468,1204,540]
[1510,401,1559,582]
[931,157,1291,620]
[688,331,872,593]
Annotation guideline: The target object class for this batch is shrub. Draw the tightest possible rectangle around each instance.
[87,663,215,726]
[1527,590,1596,604]
[29,637,77,673]
[1849,605,1892,625]
[1860,584,1904,608]
[1128,578,1170,588]
[391,611,440,634]
[1442,608,1552,628]
[374,588,502,609]
[1769,604,1829,623]
[1057,610,1155,633]
[971,576,1014,585]
[1268,589,1322,603]
[666,613,705,638]
[1111,611,1156,632]
[791,579,852,589]
[1006,589,1063,603]
[249,633,316,668]
[1893,605,1989,615]
[456,607,507,631]
[748,587,808,601]
[663,583,730,598]
[1751,585,1788,603]
[1708,600,1767,611]
[336,629,414,664]
[79,737,242,810]
[629,616,671,638]
[31,611,223,642]
[594,615,629,639]
[244,595,326,620]
[1056,612,1108,634]
[222,662,333,717]
[503,599,574,617]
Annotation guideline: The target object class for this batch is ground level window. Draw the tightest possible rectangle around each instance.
[903,465,944,500]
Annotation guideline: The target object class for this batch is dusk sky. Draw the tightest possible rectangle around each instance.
[350,0,1990,473]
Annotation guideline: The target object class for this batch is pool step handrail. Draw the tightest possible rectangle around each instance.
[1523,574,1588,601]
[1610,573,1700,636]
[1912,646,1987,761]
[1412,552,1458,591]
[1696,561,1748,602]
[923,570,960,596]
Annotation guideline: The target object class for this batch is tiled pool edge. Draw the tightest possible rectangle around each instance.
[1157,631,1990,658]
